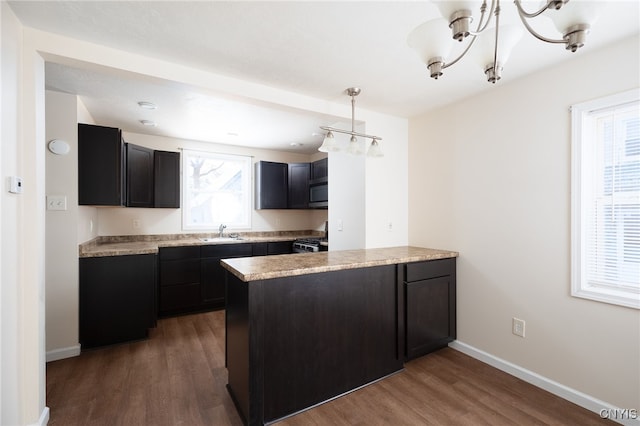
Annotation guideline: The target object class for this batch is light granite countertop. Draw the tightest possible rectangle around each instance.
[79,231,323,258]
[221,246,458,282]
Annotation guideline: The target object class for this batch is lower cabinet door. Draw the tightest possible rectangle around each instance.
[159,283,202,313]
[405,275,454,359]
[80,254,156,349]
[201,258,226,308]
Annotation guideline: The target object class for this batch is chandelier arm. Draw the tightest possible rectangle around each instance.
[469,0,496,36]
[442,36,478,69]
[320,126,382,142]
[492,3,500,74]
[513,0,557,19]
[515,7,566,44]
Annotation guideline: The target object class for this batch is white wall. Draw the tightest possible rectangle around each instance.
[76,97,99,244]
[409,36,640,410]
[1,3,48,424]
[45,90,81,360]
[1,3,23,424]
[364,110,409,248]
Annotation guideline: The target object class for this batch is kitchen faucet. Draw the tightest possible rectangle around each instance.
[218,223,227,238]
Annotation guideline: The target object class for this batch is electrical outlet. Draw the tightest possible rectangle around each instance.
[387,221,393,231]
[512,317,526,337]
[132,219,141,229]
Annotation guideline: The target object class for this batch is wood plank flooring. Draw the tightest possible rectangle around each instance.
[46,310,610,425]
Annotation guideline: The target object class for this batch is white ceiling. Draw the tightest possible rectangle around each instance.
[8,1,640,154]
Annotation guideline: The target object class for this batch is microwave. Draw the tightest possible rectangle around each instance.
[309,182,328,208]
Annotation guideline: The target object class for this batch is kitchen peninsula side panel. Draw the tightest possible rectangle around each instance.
[225,265,402,425]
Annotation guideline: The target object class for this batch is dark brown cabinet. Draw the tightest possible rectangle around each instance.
[255,161,288,209]
[226,255,457,425]
[251,241,293,256]
[404,258,456,360]
[78,123,125,206]
[255,159,327,210]
[158,246,201,316]
[288,163,310,208]
[126,143,154,207]
[226,264,403,425]
[201,244,253,309]
[79,254,156,349]
[267,241,293,255]
[159,243,260,316]
[311,158,328,182]
[154,150,180,208]
[78,123,180,208]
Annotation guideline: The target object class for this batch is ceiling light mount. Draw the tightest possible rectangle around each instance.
[408,0,602,83]
[137,101,157,110]
[318,87,383,157]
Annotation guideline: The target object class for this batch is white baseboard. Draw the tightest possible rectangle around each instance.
[30,406,49,426]
[46,345,80,362]
[449,341,639,426]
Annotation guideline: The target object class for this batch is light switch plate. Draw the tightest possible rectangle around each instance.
[47,195,67,211]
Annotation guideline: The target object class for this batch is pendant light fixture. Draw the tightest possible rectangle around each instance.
[318,87,383,157]
[408,0,603,83]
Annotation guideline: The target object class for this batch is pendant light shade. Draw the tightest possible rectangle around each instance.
[476,25,523,82]
[347,135,363,155]
[318,88,383,157]
[367,138,384,157]
[407,19,454,79]
[545,0,601,33]
[318,131,339,152]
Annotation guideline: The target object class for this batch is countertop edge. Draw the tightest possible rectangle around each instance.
[222,248,459,282]
[78,231,323,258]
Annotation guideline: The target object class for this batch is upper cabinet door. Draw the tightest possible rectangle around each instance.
[154,150,180,208]
[126,143,154,207]
[288,163,310,209]
[78,123,125,206]
[311,158,328,183]
[255,161,288,209]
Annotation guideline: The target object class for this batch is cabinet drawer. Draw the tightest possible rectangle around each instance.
[201,243,253,258]
[159,258,200,286]
[405,258,455,282]
[159,246,200,261]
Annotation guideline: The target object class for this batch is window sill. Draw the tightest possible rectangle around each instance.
[572,285,640,310]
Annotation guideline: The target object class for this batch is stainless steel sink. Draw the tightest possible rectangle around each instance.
[199,237,240,243]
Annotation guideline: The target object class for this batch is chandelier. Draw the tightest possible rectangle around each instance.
[408,0,602,83]
[318,87,383,157]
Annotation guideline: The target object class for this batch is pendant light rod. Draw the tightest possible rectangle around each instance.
[319,87,382,141]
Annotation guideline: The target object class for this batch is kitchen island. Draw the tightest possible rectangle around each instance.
[222,246,458,425]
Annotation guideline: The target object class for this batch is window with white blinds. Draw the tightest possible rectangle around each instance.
[571,89,640,309]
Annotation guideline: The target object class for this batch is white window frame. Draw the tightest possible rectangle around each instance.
[571,88,640,309]
[182,149,252,231]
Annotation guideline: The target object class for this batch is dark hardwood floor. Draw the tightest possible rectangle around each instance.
[46,310,610,425]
